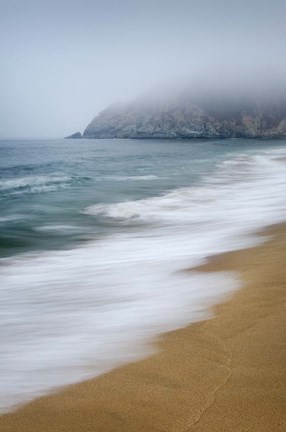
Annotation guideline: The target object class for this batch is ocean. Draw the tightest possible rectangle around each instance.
[1,137,286,412]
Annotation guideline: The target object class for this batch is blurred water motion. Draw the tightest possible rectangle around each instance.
[1,138,286,411]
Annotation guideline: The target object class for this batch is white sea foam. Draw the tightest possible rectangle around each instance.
[34,224,87,234]
[101,174,159,181]
[1,146,286,412]
[85,153,286,225]
[0,215,26,223]
[0,175,71,194]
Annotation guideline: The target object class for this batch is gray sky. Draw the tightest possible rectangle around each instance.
[0,0,285,138]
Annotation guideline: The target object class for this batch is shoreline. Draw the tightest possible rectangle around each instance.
[1,223,286,431]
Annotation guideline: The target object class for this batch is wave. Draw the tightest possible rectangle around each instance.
[0,233,238,412]
[0,175,72,195]
[84,152,286,224]
[0,215,26,223]
[34,224,85,234]
[100,174,159,181]
[2,146,286,412]
[0,174,159,197]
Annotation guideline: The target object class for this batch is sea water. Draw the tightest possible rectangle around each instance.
[1,138,286,411]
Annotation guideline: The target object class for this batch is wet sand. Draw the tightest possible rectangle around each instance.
[1,224,286,431]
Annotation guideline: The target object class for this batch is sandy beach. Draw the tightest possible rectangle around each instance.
[1,223,286,431]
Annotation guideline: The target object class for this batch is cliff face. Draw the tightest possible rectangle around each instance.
[83,92,286,139]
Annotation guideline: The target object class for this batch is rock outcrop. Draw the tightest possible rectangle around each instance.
[65,132,82,139]
[82,89,286,139]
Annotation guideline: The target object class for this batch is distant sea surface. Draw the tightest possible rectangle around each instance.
[1,138,286,411]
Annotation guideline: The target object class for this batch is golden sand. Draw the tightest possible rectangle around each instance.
[1,224,286,431]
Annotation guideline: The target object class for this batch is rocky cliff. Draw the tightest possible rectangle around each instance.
[65,131,82,139]
[82,90,286,139]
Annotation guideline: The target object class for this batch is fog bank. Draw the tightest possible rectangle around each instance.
[1,0,285,138]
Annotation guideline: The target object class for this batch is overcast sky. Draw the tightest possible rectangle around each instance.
[0,0,285,138]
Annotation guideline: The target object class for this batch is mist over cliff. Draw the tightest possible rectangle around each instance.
[2,0,286,138]
[82,75,286,139]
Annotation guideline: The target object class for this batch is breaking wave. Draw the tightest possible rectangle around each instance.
[84,152,286,224]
